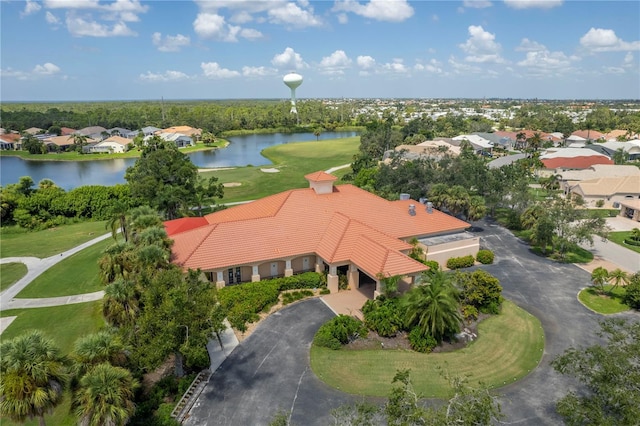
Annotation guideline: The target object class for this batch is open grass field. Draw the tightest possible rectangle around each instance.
[0,262,27,292]
[16,238,112,298]
[0,301,104,353]
[0,302,104,426]
[578,285,630,314]
[310,300,544,398]
[608,231,640,254]
[0,220,108,258]
[199,137,359,203]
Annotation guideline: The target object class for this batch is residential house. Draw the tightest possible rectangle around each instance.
[75,126,108,140]
[106,127,132,138]
[158,126,202,139]
[43,135,96,152]
[384,139,460,163]
[0,133,20,150]
[127,126,161,138]
[165,172,478,296]
[569,175,640,209]
[556,164,640,194]
[23,127,43,135]
[571,129,605,143]
[152,132,195,148]
[585,140,640,161]
[89,136,132,154]
[539,148,613,172]
[452,134,493,154]
[60,127,77,136]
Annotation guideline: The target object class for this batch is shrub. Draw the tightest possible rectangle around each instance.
[480,301,502,315]
[278,272,325,291]
[476,249,494,265]
[461,304,478,322]
[424,260,440,273]
[456,270,504,312]
[281,289,314,305]
[595,199,605,207]
[446,255,475,270]
[319,288,331,295]
[313,315,367,349]
[408,327,437,353]
[624,238,640,247]
[362,297,404,337]
[623,273,640,309]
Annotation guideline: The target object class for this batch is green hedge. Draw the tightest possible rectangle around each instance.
[624,238,640,247]
[218,272,325,331]
[446,255,475,270]
[313,315,367,350]
[476,250,494,265]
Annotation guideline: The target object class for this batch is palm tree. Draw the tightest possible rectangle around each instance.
[73,363,137,426]
[515,132,526,150]
[128,206,162,243]
[607,269,629,294]
[314,128,322,141]
[526,132,543,152]
[403,271,461,343]
[445,185,470,217]
[70,134,89,153]
[106,200,130,242]
[0,330,68,426]
[590,266,609,295]
[99,242,135,284]
[427,183,449,211]
[72,331,127,380]
[103,279,139,328]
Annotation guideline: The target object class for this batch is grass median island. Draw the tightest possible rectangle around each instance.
[0,220,108,258]
[199,137,359,203]
[0,262,27,292]
[16,238,112,298]
[608,231,640,254]
[578,285,630,314]
[310,300,544,398]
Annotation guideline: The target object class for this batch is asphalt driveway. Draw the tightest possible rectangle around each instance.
[186,218,639,425]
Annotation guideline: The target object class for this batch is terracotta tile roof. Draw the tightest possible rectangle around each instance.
[541,156,613,169]
[164,217,209,236]
[167,181,470,277]
[0,133,20,142]
[574,175,640,197]
[572,129,605,140]
[60,127,76,136]
[102,136,132,146]
[305,171,338,182]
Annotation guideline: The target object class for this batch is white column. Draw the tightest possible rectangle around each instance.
[251,265,260,282]
[285,259,293,277]
[215,271,225,289]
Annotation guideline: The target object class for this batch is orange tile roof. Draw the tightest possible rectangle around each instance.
[541,156,613,169]
[167,180,470,278]
[305,171,338,182]
[572,129,605,140]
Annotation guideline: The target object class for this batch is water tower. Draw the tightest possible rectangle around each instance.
[283,72,303,117]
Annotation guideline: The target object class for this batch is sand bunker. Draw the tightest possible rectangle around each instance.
[223,182,242,188]
[260,168,280,173]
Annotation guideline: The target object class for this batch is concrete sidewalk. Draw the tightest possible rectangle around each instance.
[588,237,640,273]
[0,232,112,311]
[2,290,105,310]
[206,319,239,373]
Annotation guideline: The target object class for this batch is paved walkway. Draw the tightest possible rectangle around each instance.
[0,232,112,311]
[587,237,639,273]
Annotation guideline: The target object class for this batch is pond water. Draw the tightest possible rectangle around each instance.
[0,131,358,190]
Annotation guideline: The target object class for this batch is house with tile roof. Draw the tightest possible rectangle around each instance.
[569,175,640,210]
[165,172,478,295]
[539,148,613,171]
[157,126,202,139]
[89,136,132,154]
[571,129,605,142]
[557,164,640,194]
[0,133,20,150]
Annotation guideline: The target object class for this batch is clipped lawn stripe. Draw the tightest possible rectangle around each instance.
[16,238,111,298]
[0,262,27,292]
[310,300,544,398]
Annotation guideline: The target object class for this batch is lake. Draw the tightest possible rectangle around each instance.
[0,131,358,190]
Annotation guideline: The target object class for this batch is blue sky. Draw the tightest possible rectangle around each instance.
[1,0,639,101]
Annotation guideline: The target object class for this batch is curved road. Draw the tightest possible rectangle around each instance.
[186,218,639,425]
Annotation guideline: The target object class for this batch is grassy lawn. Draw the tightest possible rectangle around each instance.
[0,220,107,258]
[16,238,112,298]
[608,231,640,254]
[0,140,226,161]
[0,262,27,292]
[578,285,630,314]
[310,300,544,398]
[200,137,359,203]
[0,302,104,426]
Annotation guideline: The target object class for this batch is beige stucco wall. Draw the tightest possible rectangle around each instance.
[291,255,316,273]
[425,237,480,268]
[258,261,285,279]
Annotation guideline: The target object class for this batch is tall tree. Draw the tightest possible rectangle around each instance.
[590,267,609,295]
[552,319,640,425]
[403,271,461,343]
[0,331,68,426]
[72,331,127,381]
[607,268,629,294]
[106,200,130,242]
[73,363,138,426]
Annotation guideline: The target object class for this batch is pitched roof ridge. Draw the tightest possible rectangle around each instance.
[179,224,218,266]
[345,212,411,244]
[323,212,352,262]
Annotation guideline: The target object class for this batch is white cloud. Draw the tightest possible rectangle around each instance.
[580,28,640,52]
[193,12,261,41]
[624,52,634,65]
[459,25,504,63]
[504,0,563,9]
[242,66,278,77]
[230,11,253,24]
[0,68,28,80]
[380,59,408,74]
[448,56,482,74]
[603,66,625,74]
[337,13,348,24]
[100,0,149,22]
[414,59,443,74]
[463,1,493,9]
[45,11,60,25]
[152,32,190,52]
[201,62,240,78]
[65,13,136,37]
[319,50,352,75]
[516,38,546,52]
[267,2,322,28]
[43,0,101,9]
[21,0,42,17]
[139,70,190,82]
[332,0,414,23]
[357,55,376,70]
[33,62,61,75]
[271,47,308,70]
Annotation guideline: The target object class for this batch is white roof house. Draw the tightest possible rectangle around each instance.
[145,132,194,148]
[89,136,132,154]
[452,134,493,150]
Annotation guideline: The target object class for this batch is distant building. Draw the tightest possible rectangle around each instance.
[539,148,613,171]
[89,136,132,154]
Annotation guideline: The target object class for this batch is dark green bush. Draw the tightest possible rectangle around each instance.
[320,288,331,295]
[362,297,404,337]
[456,270,503,312]
[623,273,640,309]
[278,272,325,290]
[424,260,440,273]
[408,327,437,353]
[282,289,314,305]
[446,255,475,269]
[480,301,502,315]
[624,238,640,247]
[461,304,478,322]
[476,249,494,265]
[313,315,367,349]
